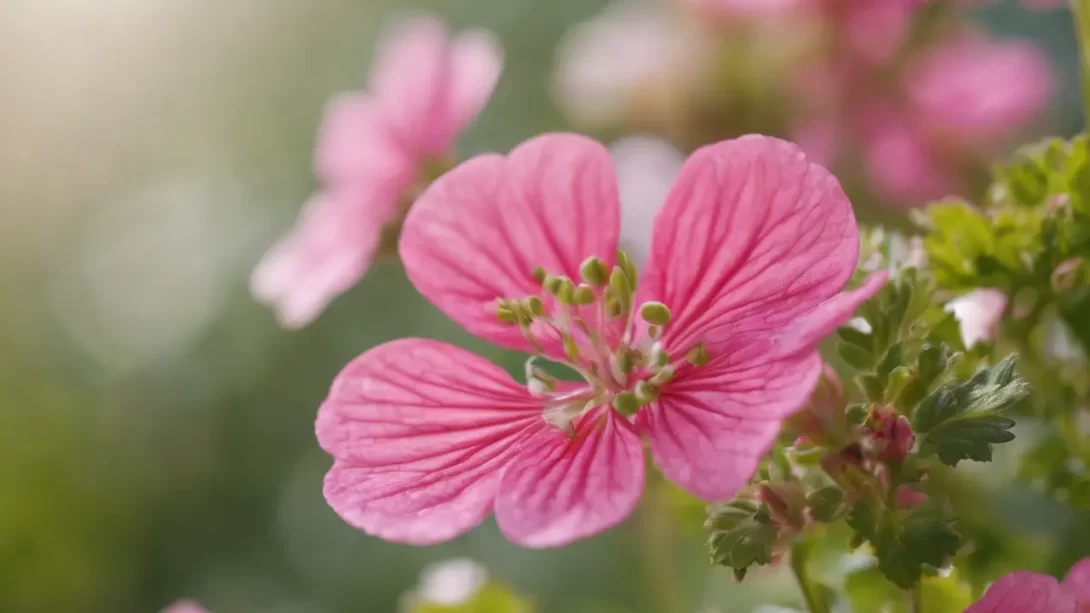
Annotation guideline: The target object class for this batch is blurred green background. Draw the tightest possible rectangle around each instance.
[0,1,1082,612]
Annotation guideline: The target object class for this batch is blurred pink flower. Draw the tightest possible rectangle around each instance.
[860,104,958,205]
[964,559,1090,612]
[251,14,502,328]
[946,289,1008,348]
[316,133,886,547]
[162,602,209,613]
[907,37,1053,147]
[682,0,809,18]
[554,0,711,127]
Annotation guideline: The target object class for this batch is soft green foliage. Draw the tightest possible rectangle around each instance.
[409,583,534,613]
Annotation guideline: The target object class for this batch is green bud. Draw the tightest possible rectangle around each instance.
[639,301,671,326]
[525,296,544,316]
[532,266,548,285]
[634,380,658,404]
[612,391,640,416]
[617,250,638,292]
[572,284,596,305]
[580,256,609,286]
[687,342,709,366]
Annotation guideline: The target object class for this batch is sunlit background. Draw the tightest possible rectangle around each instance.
[0,1,1083,612]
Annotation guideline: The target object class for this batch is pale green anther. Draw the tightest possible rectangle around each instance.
[563,336,581,362]
[532,266,548,285]
[572,284,596,305]
[650,343,670,367]
[612,391,640,416]
[608,266,632,312]
[617,350,634,374]
[606,298,624,318]
[497,302,519,324]
[686,342,709,366]
[634,380,658,404]
[617,250,638,292]
[526,296,544,316]
[647,324,661,340]
[543,275,563,295]
[639,301,671,326]
[580,256,609,286]
[649,365,675,386]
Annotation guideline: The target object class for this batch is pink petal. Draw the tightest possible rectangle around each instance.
[250,188,397,328]
[965,571,1077,613]
[400,133,622,352]
[442,30,504,144]
[946,288,1008,348]
[1062,558,1090,603]
[318,338,546,545]
[637,135,859,362]
[767,271,889,359]
[312,93,414,187]
[368,13,452,156]
[495,410,644,548]
[640,352,821,500]
[161,602,210,613]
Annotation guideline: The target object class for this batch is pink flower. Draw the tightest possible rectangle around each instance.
[946,289,1007,348]
[161,602,209,613]
[964,559,1090,612]
[316,133,887,547]
[682,0,809,18]
[907,37,1053,148]
[251,14,502,327]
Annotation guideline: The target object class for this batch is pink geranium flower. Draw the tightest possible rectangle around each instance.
[964,558,1090,612]
[316,133,887,547]
[251,14,502,327]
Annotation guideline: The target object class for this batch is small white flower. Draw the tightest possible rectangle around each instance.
[417,558,489,606]
[945,289,1007,348]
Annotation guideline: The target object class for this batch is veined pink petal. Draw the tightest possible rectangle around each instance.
[495,410,644,548]
[1062,558,1090,603]
[768,272,889,359]
[640,352,821,500]
[161,602,210,613]
[442,30,504,145]
[312,93,414,187]
[318,339,547,545]
[400,133,622,352]
[637,135,859,362]
[907,37,1052,147]
[250,187,397,328]
[964,571,1077,613]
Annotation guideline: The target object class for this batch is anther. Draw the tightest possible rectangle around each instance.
[572,284,595,305]
[617,250,638,292]
[649,365,675,386]
[525,296,544,316]
[532,266,548,284]
[612,392,640,416]
[580,256,609,286]
[497,302,519,324]
[634,380,658,404]
[608,266,632,313]
[686,342,709,366]
[639,301,671,326]
[649,342,669,367]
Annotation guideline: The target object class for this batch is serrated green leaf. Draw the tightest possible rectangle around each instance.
[837,326,874,352]
[912,356,1027,466]
[838,343,875,371]
[708,518,777,570]
[847,501,878,541]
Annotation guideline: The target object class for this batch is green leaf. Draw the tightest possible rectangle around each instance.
[837,326,874,352]
[708,517,777,570]
[806,487,845,523]
[847,501,878,541]
[874,507,961,589]
[845,566,907,613]
[911,356,1028,467]
[411,582,534,613]
[838,342,875,371]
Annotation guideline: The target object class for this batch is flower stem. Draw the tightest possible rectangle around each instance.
[639,472,684,613]
[789,539,830,613]
[1072,0,1090,122]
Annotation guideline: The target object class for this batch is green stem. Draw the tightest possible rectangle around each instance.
[1072,0,1090,123]
[639,472,684,613]
[790,540,830,613]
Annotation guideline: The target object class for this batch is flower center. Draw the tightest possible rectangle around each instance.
[494,250,708,434]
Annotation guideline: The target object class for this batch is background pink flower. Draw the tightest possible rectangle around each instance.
[317,133,886,548]
[161,602,209,613]
[964,558,1090,612]
[251,13,502,328]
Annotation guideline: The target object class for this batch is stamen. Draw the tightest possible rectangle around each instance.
[639,301,672,326]
[612,391,640,416]
[580,256,609,286]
